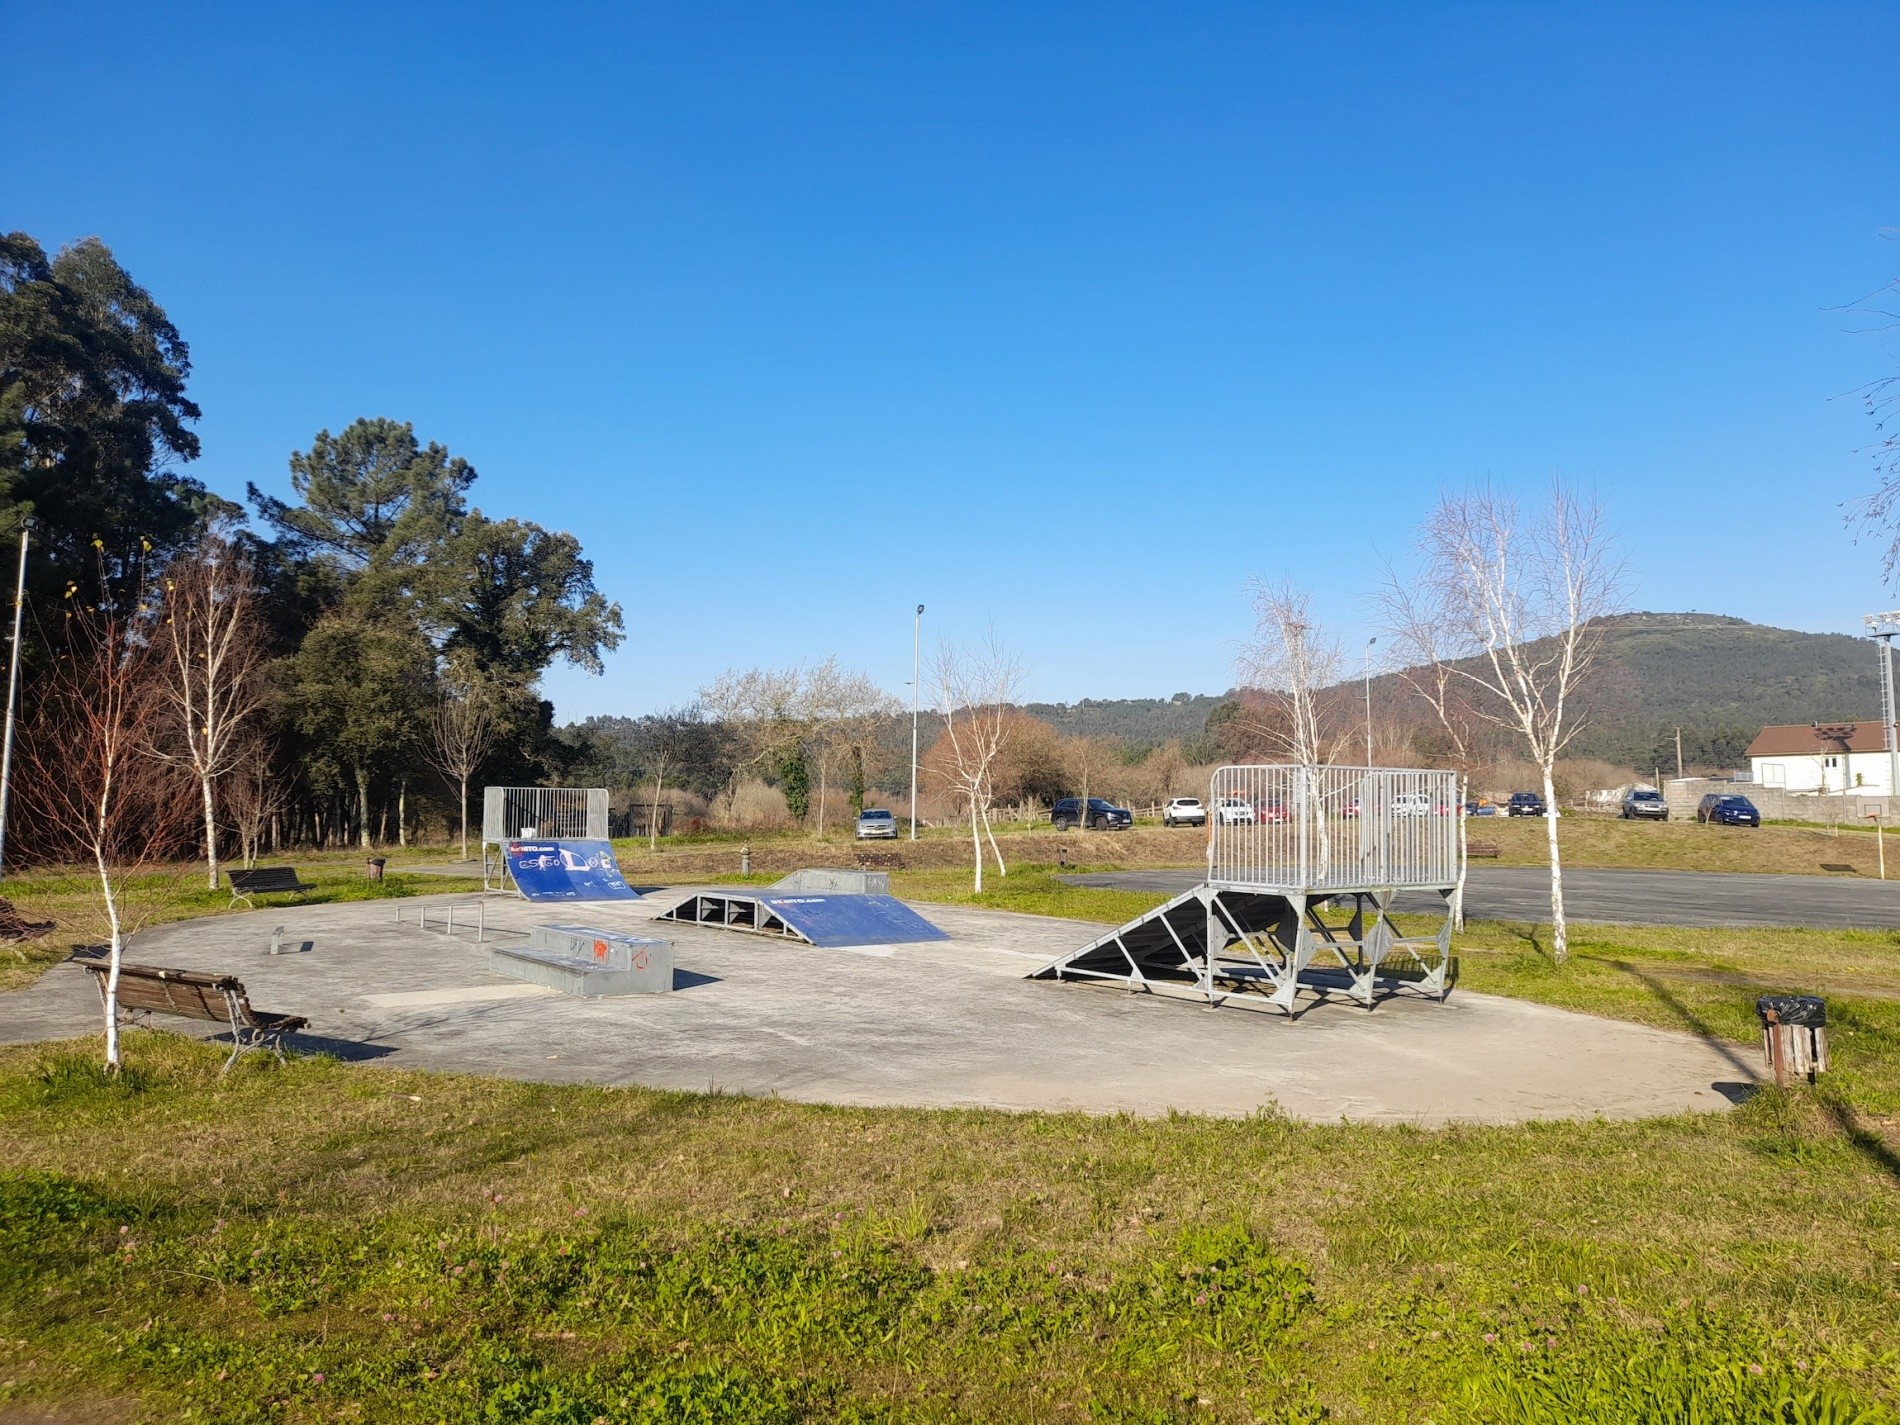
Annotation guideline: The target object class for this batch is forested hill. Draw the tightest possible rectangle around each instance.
[1019,693,1230,743]
[1022,614,1884,771]
[1562,612,1882,767]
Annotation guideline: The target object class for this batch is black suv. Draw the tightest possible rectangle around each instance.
[1052,797,1132,831]
[1506,791,1547,817]
[1621,789,1667,821]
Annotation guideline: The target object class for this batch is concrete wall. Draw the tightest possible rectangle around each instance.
[1664,777,1898,824]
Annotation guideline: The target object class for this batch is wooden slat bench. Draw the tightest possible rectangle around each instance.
[226,866,316,909]
[1466,841,1501,859]
[856,852,905,870]
[73,956,307,1074]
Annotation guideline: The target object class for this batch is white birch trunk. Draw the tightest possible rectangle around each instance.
[650,769,665,852]
[969,791,984,892]
[982,802,1007,877]
[201,773,219,890]
[458,774,470,861]
[1542,760,1566,963]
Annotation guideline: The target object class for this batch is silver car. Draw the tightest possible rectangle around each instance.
[855,808,898,840]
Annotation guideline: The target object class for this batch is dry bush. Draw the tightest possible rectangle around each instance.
[716,778,793,830]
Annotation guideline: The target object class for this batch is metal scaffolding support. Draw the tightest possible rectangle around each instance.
[1865,611,1900,799]
[1032,764,1462,1017]
[480,786,609,891]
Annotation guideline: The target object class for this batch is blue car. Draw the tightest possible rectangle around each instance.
[1696,793,1760,827]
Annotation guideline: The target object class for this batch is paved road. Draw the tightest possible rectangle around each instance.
[1060,867,1900,930]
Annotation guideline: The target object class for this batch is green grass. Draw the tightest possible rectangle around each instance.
[0,1032,1896,1423]
[4,860,1900,1419]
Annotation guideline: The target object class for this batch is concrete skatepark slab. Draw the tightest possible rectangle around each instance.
[0,891,1761,1123]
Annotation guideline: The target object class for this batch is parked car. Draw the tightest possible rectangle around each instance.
[1507,791,1547,817]
[1391,793,1431,817]
[1341,797,1361,819]
[1052,797,1133,831]
[1162,797,1207,827]
[1213,796,1255,825]
[1696,793,1761,827]
[855,808,898,839]
[1254,799,1293,824]
[1465,799,1498,816]
[1622,789,1668,821]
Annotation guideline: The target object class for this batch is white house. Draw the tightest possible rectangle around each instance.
[1747,723,1895,796]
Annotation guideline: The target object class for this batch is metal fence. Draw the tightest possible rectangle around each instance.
[1207,764,1460,892]
[481,786,609,844]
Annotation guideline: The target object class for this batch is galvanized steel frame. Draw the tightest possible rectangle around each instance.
[1207,763,1460,893]
[480,786,610,890]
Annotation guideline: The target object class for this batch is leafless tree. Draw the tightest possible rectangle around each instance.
[700,665,804,820]
[799,657,897,838]
[931,634,1023,891]
[427,668,497,861]
[156,536,268,889]
[224,733,287,869]
[1414,482,1624,962]
[1236,580,1349,765]
[1063,735,1123,832]
[1844,270,1900,577]
[20,557,197,1071]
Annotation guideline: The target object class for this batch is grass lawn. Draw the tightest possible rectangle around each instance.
[2,858,1899,1420]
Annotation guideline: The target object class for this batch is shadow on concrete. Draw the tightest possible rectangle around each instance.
[1604,959,1759,1081]
[279,1034,400,1063]
[672,969,720,991]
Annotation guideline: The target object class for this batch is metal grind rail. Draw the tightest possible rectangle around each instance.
[1035,763,1462,1017]
[395,898,490,943]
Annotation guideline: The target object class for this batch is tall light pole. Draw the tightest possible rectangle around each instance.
[0,518,34,880]
[1363,635,1377,766]
[909,603,924,840]
[1865,611,1900,801]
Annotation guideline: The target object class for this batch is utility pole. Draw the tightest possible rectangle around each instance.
[1863,611,1900,804]
[909,603,923,840]
[0,518,32,880]
[1363,635,1377,766]
[1675,727,1683,781]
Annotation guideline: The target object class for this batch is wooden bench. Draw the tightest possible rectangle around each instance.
[226,866,315,909]
[1466,841,1501,859]
[856,852,905,870]
[73,956,307,1074]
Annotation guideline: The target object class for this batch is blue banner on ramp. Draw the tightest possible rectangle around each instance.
[505,839,640,902]
[760,894,947,947]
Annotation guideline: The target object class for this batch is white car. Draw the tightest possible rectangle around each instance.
[1163,797,1207,827]
[1213,796,1256,825]
[855,808,898,839]
[1391,793,1431,817]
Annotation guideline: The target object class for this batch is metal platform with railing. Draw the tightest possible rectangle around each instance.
[1030,764,1463,1016]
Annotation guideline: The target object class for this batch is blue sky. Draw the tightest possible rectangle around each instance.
[8,2,1898,719]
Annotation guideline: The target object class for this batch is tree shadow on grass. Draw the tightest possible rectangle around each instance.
[1602,959,1760,1082]
[1817,1095,1900,1184]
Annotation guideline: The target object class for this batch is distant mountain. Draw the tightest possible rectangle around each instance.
[1020,614,1885,773]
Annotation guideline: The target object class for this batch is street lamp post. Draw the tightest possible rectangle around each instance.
[909,604,924,840]
[1363,635,1378,766]
[0,518,34,880]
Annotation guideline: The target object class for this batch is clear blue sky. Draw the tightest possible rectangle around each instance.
[9,2,1898,719]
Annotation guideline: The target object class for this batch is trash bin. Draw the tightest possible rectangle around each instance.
[1756,995,1827,1085]
[366,856,386,883]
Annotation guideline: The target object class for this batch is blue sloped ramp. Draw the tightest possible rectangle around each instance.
[505,839,641,902]
[761,894,948,947]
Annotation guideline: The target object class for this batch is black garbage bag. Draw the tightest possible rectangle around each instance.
[1756,994,1825,1028]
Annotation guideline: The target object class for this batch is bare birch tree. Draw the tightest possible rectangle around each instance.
[931,634,1023,891]
[1236,580,1349,764]
[21,557,197,1071]
[428,668,497,861]
[1414,483,1623,963]
[224,734,286,870]
[157,536,268,889]
[700,665,804,820]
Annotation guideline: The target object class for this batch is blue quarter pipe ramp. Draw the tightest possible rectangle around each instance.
[658,890,947,947]
[504,839,641,902]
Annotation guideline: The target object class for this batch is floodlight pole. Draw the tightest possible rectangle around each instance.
[910,603,923,840]
[1363,636,1377,766]
[0,518,32,881]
